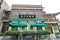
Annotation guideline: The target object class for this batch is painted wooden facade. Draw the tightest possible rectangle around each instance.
[9,5,44,23]
[44,13,59,33]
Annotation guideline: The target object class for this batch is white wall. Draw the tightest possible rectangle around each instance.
[1,1,11,11]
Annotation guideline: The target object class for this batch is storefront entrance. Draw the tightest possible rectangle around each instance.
[37,27,42,30]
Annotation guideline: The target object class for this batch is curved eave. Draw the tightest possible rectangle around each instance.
[12,7,44,10]
[2,20,9,22]
[44,21,58,24]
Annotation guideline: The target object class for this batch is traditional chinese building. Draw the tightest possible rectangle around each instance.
[1,1,11,33]
[8,4,44,31]
[1,3,60,33]
[44,13,59,33]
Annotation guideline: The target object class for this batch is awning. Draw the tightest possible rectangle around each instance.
[32,23,50,27]
[9,23,27,27]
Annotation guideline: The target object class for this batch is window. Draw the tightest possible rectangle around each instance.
[48,15,51,18]
[45,18,48,21]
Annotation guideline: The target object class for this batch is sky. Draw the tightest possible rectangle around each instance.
[5,0,60,20]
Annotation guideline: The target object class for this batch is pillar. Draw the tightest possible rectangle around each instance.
[18,27,20,31]
[18,27,22,32]
[54,26,59,33]
[27,23,30,30]
[33,27,37,32]
[42,27,45,31]
[52,26,55,33]
[33,27,37,40]
[8,26,11,30]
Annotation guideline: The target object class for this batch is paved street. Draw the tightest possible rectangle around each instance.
[0,37,60,40]
[0,34,60,40]
[0,36,3,40]
[38,38,60,40]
